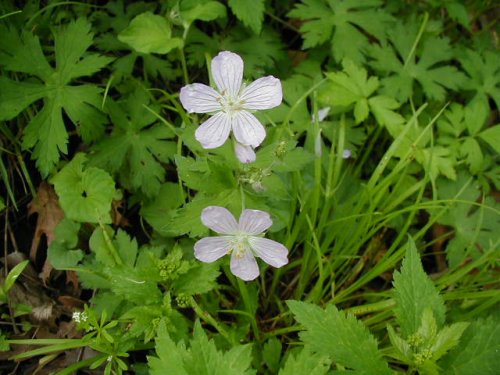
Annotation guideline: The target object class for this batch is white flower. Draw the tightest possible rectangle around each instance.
[234,142,256,163]
[180,51,282,150]
[194,206,288,281]
[312,106,331,122]
[342,149,352,159]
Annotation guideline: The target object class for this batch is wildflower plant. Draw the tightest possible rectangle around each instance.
[1,2,499,375]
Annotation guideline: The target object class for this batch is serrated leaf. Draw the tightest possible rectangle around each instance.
[393,237,446,337]
[118,12,183,54]
[148,320,255,375]
[289,0,392,63]
[181,1,226,25]
[51,154,116,224]
[279,347,330,375]
[287,300,391,374]
[228,0,265,34]
[440,317,500,375]
[263,337,282,373]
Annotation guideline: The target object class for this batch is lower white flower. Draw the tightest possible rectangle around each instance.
[194,206,289,281]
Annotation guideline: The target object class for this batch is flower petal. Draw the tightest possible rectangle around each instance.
[238,209,272,234]
[230,249,259,281]
[211,51,243,98]
[195,112,231,149]
[249,237,289,268]
[180,83,222,114]
[194,236,232,262]
[232,110,266,147]
[234,142,256,164]
[240,76,282,110]
[201,206,238,234]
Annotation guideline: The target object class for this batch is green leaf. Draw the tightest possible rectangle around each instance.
[51,154,116,224]
[171,263,220,296]
[279,348,330,375]
[369,20,466,102]
[263,337,282,373]
[289,0,393,63]
[392,237,446,337]
[431,322,469,361]
[440,317,500,375]
[118,12,183,54]
[287,300,391,374]
[47,219,84,269]
[3,260,29,293]
[478,125,500,153]
[459,49,500,110]
[91,88,176,197]
[228,0,265,34]
[460,138,484,174]
[181,1,226,25]
[0,19,112,176]
[148,320,255,375]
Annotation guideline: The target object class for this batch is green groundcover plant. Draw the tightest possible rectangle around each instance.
[0,0,499,374]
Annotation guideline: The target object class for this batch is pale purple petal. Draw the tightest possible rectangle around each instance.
[240,76,282,110]
[211,51,243,98]
[234,143,256,164]
[201,206,238,234]
[230,249,259,281]
[195,112,231,149]
[194,236,232,262]
[232,110,266,147]
[238,209,272,234]
[180,83,222,114]
[343,149,352,159]
[311,107,331,122]
[249,237,289,268]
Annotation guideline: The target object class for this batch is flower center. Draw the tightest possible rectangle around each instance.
[232,233,250,258]
[218,92,244,115]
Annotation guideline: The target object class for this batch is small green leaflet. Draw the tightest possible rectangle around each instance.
[440,317,500,375]
[118,12,183,54]
[289,0,392,63]
[148,320,254,375]
[228,0,265,34]
[47,219,84,269]
[368,19,466,102]
[459,49,500,110]
[392,237,446,337]
[0,19,113,177]
[90,88,176,197]
[51,153,117,224]
[180,0,227,27]
[287,300,391,374]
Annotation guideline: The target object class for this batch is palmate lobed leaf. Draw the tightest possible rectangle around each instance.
[287,300,391,374]
[289,0,393,63]
[0,18,113,176]
[368,20,466,102]
[228,0,265,34]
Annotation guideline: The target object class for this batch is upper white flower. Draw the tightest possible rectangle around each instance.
[194,206,288,281]
[180,51,282,150]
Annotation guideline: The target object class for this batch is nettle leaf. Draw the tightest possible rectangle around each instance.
[228,0,265,34]
[279,348,330,375]
[118,12,183,54]
[51,154,117,224]
[148,320,255,375]
[368,20,466,102]
[459,49,500,110]
[0,19,113,176]
[392,237,446,337]
[440,317,500,375]
[287,300,391,374]
[289,0,393,63]
[434,172,500,268]
[319,60,405,127]
[90,88,176,197]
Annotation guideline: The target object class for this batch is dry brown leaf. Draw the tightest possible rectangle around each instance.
[28,182,65,282]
